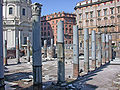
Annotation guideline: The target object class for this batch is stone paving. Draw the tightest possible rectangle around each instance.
[4,56,120,90]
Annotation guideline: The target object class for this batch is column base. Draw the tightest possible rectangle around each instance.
[0,78,5,90]
[98,62,102,67]
[102,58,106,65]
[33,66,42,85]
[4,58,8,66]
[106,58,109,63]
[91,60,96,70]
[73,64,79,78]
[33,83,42,90]
[84,62,89,73]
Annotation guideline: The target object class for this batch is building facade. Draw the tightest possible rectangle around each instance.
[75,0,120,48]
[3,0,32,49]
[41,12,76,46]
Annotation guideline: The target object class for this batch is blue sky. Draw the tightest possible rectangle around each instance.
[32,0,82,16]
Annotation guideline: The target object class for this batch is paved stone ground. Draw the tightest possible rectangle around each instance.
[4,56,120,90]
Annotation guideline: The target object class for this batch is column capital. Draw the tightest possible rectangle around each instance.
[32,3,42,16]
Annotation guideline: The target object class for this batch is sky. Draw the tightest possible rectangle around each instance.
[32,0,82,16]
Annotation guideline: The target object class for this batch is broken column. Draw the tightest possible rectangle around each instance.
[32,3,42,89]
[91,30,96,70]
[73,25,79,77]
[106,34,109,62]
[57,21,65,83]
[27,37,30,62]
[109,35,112,61]
[97,32,102,67]
[51,39,55,58]
[44,40,47,58]
[102,33,106,64]
[16,37,20,64]
[84,28,89,73]
[0,0,5,89]
[3,40,8,65]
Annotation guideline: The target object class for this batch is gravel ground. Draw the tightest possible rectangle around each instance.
[4,56,120,90]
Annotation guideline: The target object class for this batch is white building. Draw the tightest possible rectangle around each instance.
[3,0,32,49]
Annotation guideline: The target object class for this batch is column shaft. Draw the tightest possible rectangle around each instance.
[4,40,8,65]
[57,21,65,83]
[102,33,106,64]
[97,32,102,66]
[91,30,96,70]
[16,37,20,64]
[106,34,109,62]
[109,35,112,61]
[27,37,30,62]
[84,28,89,73]
[44,40,47,58]
[0,0,5,89]
[32,3,42,87]
[73,25,79,77]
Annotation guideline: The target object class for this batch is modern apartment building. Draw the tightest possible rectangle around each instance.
[41,12,76,46]
[75,0,120,48]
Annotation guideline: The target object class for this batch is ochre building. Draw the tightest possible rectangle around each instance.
[75,0,120,48]
[41,12,76,46]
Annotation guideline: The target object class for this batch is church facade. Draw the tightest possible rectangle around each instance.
[3,0,32,49]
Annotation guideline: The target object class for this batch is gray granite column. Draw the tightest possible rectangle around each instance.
[102,33,106,64]
[91,30,96,70]
[27,37,30,62]
[32,3,42,89]
[84,28,89,73]
[0,0,5,89]
[109,35,112,61]
[106,34,109,62]
[44,40,47,58]
[3,40,7,65]
[51,39,55,58]
[57,21,65,83]
[97,32,102,66]
[16,37,20,64]
[73,25,79,77]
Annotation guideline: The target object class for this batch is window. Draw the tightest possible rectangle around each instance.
[90,12,93,18]
[56,15,58,17]
[52,15,54,18]
[41,23,43,25]
[118,7,120,13]
[65,28,67,33]
[69,25,71,27]
[86,12,88,18]
[44,32,46,36]
[56,20,58,24]
[22,8,25,16]
[69,29,72,33]
[41,32,43,36]
[48,31,50,36]
[69,36,71,39]
[104,9,107,16]
[65,25,67,28]
[98,10,100,17]
[52,21,54,24]
[44,27,46,30]
[44,22,46,25]
[60,14,62,17]
[48,17,50,19]
[41,27,43,31]
[24,37,27,45]
[111,8,114,14]
[9,7,13,15]
[48,26,50,30]
[79,14,82,19]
